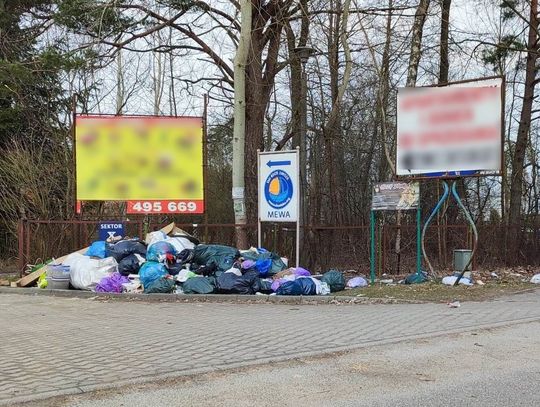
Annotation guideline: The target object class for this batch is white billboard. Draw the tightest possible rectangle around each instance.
[258,150,299,222]
[396,77,503,177]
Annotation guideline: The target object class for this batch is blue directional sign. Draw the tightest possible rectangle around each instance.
[258,151,299,222]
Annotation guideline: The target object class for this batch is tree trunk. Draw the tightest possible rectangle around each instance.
[231,0,252,249]
[508,0,538,259]
[438,0,451,85]
[406,0,431,87]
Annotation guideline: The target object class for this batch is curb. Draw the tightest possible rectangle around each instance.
[0,286,422,305]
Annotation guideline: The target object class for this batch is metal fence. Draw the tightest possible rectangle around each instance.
[14,218,540,276]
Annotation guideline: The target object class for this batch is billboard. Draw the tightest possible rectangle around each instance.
[396,77,503,177]
[372,182,419,211]
[75,115,204,213]
[258,150,299,222]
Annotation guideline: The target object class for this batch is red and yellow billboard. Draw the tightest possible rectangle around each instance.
[75,115,204,213]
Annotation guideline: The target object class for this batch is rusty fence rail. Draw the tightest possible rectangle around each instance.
[15,219,540,276]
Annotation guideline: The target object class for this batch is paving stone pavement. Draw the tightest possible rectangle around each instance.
[1,291,539,405]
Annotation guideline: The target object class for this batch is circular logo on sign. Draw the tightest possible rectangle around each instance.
[264,170,293,209]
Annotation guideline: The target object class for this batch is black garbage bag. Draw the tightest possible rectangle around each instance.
[321,270,346,292]
[106,239,147,262]
[192,244,240,272]
[144,277,175,294]
[192,263,218,277]
[167,262,185,276]
[276,278,317,296]
[182,277,215,294]
[217,270,260,295]
[177,249,194,265]
[118,254,143,276]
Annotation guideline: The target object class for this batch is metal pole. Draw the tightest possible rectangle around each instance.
[370,210,376,284]
[416,206,421,274]
[257,149,261,249]
[296,146,301,268]
[451,181,478,285]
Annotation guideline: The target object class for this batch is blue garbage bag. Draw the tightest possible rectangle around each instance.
[146,241,177,263]
[241,249,286,277]
[139,261,168,288]
[86,241,106,258]
[276,278,317,296]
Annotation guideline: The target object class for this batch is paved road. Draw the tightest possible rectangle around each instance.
[27,320,540,407]
[1,290,539,405]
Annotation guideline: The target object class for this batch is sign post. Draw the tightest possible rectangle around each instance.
[258,149,300,267]
[370,181,420,284]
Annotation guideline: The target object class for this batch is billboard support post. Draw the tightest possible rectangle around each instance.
[295,146,300,268]
[370,210,375,284]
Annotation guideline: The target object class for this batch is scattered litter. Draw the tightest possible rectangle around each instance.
[447,301,461,308]
[531,274,540,284]
[379,279,394,284]
[442,276,473,286]
[404,270,428,285]
[490,272,499,278]
[347,276,368,288]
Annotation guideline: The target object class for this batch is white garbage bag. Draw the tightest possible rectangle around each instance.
[531,274,540,284]
[442,275,473,286]
[63,253,118,290]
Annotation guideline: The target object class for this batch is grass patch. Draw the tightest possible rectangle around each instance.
[336,281,537,302]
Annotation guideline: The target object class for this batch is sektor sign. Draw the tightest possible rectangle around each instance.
[258,150,299,222]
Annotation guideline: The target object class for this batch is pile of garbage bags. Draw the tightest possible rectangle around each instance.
[52,223,351,296]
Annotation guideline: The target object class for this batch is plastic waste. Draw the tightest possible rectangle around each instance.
[45,264,71,289]
[320,281,331,295]
[192,244,240,272]
[321,270,346,292]
[240,248,287,277]
[105,239,147,262]
[182,276,215,294]
[216,269,260,294]
[64,253,118,291]
[294,267,311,277]
[118,253,145,276]
[258,278,273,294]
[276,278,317,296]
[176,269,197,283]
[404,270,428,285]
[442,276,473,286]
[448,301,461,308]
[86,241,107,258]
[531,274,540,284]
[347,276,368,288]
[144,277,175,294]
[146,241,177,263]
[139,261,168,288]
[95,272,129,293]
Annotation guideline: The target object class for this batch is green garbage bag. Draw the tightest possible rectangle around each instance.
[240,249,287,277]
[144,277,175,294]
[192,245,240,272]
[321,270,346,292]
[182,276,215,294]
[404,270,428,284]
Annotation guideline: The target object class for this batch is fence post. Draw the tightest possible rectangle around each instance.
[17,219,25,276]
